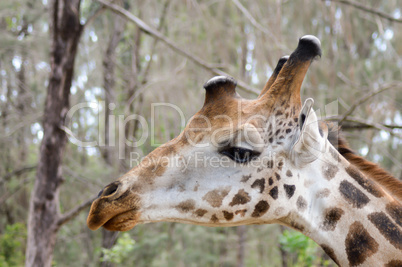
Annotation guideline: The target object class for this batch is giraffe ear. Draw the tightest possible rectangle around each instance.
[291,98,327,166]
[203,76,238,106]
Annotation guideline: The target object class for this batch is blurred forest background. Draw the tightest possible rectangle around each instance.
[0,0,401,266]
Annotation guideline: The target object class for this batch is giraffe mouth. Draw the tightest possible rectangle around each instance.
[102,209,140,231]
[87,197,141,231]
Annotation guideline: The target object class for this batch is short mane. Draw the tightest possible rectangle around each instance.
[325,122,402,202]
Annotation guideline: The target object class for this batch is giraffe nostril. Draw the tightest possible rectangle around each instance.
[99,182,120,198]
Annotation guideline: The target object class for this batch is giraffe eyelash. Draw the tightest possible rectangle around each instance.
[219,146,260,164]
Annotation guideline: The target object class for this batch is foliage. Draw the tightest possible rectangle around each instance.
[279,229,331,267]
[100,233,135,264]
[0,223,26,267]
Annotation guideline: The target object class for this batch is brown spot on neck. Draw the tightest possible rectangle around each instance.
[269,186,278,200]
[194,209,207,217]
[320,207,344,231]
[222,211,234,221]
[345,165,384,198]
[251,178,265,193]
[296,196,307,212]
[339,180,370,209]
[345,221,379,266]
[210,214,219,223]
[251,200,269,217]
[322,163,339,180]
[176,199,196,213]
[235,209,247,217]
[385,260,402,267]
[316,188,330,198]
[241,174,252,182]
[283,184,296,199]
[368,212,402,250]
[386,201,402,227]
[202,187,230,208]
[229,189,251,206]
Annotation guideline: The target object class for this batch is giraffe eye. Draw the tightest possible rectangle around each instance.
[220,147,259,164]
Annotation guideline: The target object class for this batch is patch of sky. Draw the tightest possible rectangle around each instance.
[393,9,401,19]
[359,146,368,156]
[379,130,390,140]
[31,122,43,142]
[251,72,259,85]
[384,29,394,40]
[42,23,48,32]
[85,147,98,156]
[247,40,255,51]
[12,56,22,71]
[89,30,98,42]
[36,61,50,71]
[84,87,102,102]
[374,38,387,52]
[312,19,318,26]
[372,154,383,162]
[335,8,342,19]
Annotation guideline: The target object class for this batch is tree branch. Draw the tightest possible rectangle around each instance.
[95,0,259,95]
[0,165,37,185]
[57,196,96,227]
[327,115,402,138]
[83,5,107,29]
[231,0,285,49]
[325,0,402,23]
[339,82,400,123]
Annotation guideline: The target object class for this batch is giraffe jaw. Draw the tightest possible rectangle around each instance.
[87,206,141,231]
[101,209,140,231]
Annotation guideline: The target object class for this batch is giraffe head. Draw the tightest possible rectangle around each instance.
[87,35,324,231]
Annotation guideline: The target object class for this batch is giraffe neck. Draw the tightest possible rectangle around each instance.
[278,146,402,266]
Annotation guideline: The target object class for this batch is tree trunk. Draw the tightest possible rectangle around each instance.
[279,225,289,267]
[100,229,119,267]
[236,225,246,267]
[25,1,83,266]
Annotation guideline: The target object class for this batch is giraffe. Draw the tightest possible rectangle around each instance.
[87,36,402,266]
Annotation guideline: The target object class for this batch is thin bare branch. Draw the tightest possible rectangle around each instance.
[231,0,285,49]
[95,0,260,95]
[83,5,107,29]
[339,82,400,123]
[0,176,33,205]
[325,0,402,23]
[57,196,96,227]
[140,0,171,84]
[1,112,43,138]
[327,115,402,138]
[1,165,37,185]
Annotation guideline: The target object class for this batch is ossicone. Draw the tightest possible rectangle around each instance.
[203,76,238,106]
